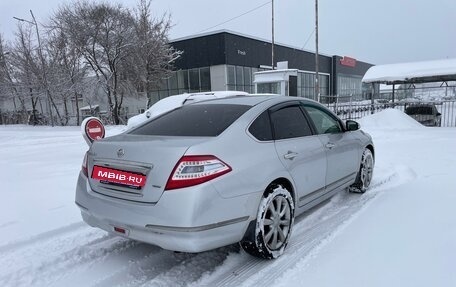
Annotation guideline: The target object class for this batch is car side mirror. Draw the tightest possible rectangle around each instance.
[346,120,360,131]
[436,112,441,116]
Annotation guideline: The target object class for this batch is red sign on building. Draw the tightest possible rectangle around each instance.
[340,56,357,67]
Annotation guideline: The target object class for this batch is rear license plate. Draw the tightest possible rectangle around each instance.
[92,165,146,188]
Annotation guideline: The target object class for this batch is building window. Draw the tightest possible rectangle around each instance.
[319,74,330,96]
[296,72,329,101]
[200,67,211,91]
[227,65,236,90]
[235,66,244,91]
[169,72,179,96]
[189,69,200,92]
[177,70,189,94]
[148,67,212,105]
[227,65,254,92]
[257,82,281,94]
[243,67,252,93]
[299,72,315,100]
[338,74,362,99]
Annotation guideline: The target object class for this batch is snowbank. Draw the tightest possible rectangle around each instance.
[357,108,424,130]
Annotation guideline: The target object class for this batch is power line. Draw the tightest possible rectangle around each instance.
[197,1,271,34]
[302,28,315,50]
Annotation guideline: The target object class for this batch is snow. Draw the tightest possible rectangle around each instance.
[357,108,424,130]
[126,94,190,129]
[1,108,456,286]
[126,91,249,129]
[362,58,456,83]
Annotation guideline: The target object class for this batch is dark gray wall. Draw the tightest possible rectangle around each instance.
[172,33,226,69]
[171,31,333,73]
[170,31,374,96]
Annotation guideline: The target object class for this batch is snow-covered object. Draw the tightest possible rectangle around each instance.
[126,91,249,129]
[357,108,424,130]
[362,58,456,83]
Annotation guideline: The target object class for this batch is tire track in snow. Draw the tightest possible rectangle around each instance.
[0,222,86,254]
[45,242,236,287]
[138,246,237,287]
[0,225,119,287]
[198,165,416,287]
[1,165,416,287]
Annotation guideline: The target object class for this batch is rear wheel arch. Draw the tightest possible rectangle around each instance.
[264,177,296,206]
[366,144,375,161]
[241,180,295,259]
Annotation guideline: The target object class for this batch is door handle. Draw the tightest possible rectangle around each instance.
[325,143,336,149]
[284,151,298,160]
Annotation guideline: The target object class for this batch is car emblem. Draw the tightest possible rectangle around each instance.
[117,148,125,158]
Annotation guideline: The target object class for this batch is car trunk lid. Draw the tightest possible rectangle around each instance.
[87,134,206,203]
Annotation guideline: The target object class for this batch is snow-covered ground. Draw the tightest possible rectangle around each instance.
[1,109,455,287]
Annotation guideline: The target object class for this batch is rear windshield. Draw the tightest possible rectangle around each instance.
[405,106,433,115]
[129,104,251,137]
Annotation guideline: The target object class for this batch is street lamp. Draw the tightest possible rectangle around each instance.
[13,10,55,126]
[271,0,275,70]
[315,0,320,102]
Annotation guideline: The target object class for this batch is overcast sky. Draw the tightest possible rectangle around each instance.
[1,0,455,65]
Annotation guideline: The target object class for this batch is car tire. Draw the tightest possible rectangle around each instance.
[349,148,374,193]
[240,185,294,259]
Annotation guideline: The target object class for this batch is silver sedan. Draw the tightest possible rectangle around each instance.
[75,95,374,259]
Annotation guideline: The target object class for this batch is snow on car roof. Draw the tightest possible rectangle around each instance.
[362,58,456,84]
[126,91,249,129]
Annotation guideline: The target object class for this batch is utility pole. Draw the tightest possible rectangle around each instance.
[271,0,275,70]
[14,10,55,126]
[315,0,320,102]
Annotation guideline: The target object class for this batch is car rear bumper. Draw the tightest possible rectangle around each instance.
[75,172,261,252]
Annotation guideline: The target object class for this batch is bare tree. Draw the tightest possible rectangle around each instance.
[0,33,28,123]
[131,0,181,105]
[10,25,44,124]
[4,0,179,125]
[53,1,137,124]
[46,29,88,125]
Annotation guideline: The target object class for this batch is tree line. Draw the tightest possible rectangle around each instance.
[0,0,180,125]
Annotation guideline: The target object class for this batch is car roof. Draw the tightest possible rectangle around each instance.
[192,95,318,107]
[407,103,435,106]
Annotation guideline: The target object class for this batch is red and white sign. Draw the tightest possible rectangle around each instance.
[92,165,147,188]
[340,56,357,67]
[81,117,105,145]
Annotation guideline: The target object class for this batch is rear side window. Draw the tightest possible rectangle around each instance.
[130,104,250,137]
[249,111,273,141]
[270,105,313,140]
[405,106,433,115]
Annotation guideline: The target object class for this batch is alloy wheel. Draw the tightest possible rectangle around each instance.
[263,195,291,250]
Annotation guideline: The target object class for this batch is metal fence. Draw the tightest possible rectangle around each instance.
[2,92,456,127]
[321,97,456,127]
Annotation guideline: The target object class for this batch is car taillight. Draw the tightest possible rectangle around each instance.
[165,155,232,190]
[81,151,88,177]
